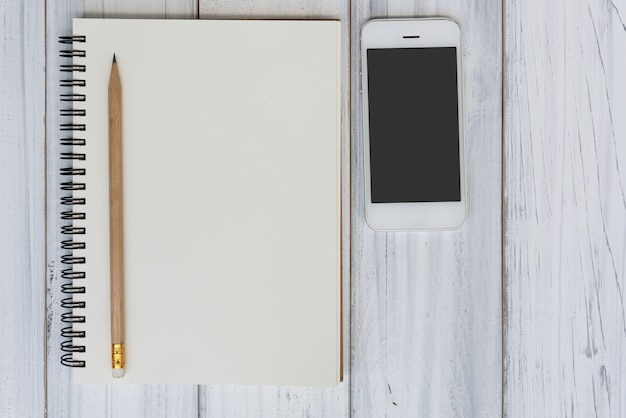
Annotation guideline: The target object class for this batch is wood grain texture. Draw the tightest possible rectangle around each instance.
[0,0,46,417]
[108,58,125,349]
[350,1,502,417]
[17,0,626,415]
[198,1,351,417]
[504,0,626,416]
[46,0,199,417]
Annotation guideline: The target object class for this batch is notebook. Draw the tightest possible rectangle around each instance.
[58,18,342,385]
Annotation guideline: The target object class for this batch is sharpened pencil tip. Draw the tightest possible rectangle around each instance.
[113,53,116,63]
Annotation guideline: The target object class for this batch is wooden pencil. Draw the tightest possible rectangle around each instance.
[108,54,125,378]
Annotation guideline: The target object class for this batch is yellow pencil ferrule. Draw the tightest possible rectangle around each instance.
[112,343,125,369]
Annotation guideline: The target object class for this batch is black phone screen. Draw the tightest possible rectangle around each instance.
[366,47,461,203]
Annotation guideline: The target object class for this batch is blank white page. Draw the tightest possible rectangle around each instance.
[71,18,341,385]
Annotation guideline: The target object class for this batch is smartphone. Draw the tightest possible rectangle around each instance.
[361,18,466,230]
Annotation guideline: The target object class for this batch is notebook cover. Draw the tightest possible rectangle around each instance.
[70,18,341,385]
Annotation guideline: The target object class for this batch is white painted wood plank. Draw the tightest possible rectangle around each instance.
[198,1,351,417]
[200,0,341,18]
[504,0,626,416]
[351,1,502,417]
[0,0,46,417]
[46,1,199,417]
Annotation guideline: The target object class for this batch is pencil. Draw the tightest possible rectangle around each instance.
[108,54,125,378]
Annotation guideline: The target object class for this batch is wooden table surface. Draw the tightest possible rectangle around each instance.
[1,0,624,416]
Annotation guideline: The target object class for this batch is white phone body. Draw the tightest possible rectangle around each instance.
[361,18,466,231]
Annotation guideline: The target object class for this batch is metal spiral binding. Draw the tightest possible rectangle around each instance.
[59,35,87,368]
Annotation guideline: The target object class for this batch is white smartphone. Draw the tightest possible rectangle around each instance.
[361,18,466,230]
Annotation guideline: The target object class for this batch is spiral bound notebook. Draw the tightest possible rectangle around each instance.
[58,18,342,385]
